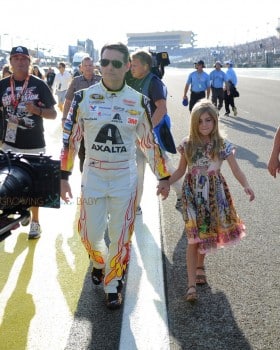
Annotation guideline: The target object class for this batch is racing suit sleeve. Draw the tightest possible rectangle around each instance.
[60,90,84,180]
[136,95,170,180]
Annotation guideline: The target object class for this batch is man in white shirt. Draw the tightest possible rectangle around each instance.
[52,62,72,112]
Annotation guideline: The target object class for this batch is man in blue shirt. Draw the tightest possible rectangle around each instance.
[209,61,227,113]
[183,60,210,112]
[224,60,238,116]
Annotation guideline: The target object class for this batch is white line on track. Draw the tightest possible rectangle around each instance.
[119,167,170,350]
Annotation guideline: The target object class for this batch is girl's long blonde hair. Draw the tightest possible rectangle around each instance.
[186,99,224,163]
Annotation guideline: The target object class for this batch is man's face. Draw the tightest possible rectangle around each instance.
[130,58,148,79]
[10,55,30,73]
[100,49,129,84]
[58,65,65,73]
[81,59,94,75]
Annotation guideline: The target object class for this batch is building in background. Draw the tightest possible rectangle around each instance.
[126,29,280,68]
[127,31,196,52]
[68,39,98,66]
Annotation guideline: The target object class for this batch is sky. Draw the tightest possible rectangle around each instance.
[0,0,279,56]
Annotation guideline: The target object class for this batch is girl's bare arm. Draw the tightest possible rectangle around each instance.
[227,153,255,201]
[169,153,187,185]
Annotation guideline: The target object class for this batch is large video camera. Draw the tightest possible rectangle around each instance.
[150,51,170,79]
[0,150,60,241]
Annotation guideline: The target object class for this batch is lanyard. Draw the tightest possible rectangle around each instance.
[10,74,30,110]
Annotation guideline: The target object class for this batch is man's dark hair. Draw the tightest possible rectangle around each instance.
[100,42,129,63]
[58,62,66,68]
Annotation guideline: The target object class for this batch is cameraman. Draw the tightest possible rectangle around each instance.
[0,46,57,239]
[129,50,183,214]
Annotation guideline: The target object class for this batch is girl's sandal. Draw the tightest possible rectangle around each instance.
[196,266,207,285]
[185,285,197,303]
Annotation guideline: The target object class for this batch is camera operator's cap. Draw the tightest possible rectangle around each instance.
[182,97,188,107]
[10,46,30,59]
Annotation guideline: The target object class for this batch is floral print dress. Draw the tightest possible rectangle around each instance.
[179,139,245,254]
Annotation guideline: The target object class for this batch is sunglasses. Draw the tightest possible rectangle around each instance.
[100,59,123,69]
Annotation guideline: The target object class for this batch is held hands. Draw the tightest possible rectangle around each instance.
[156,180,170,200]
[61,179,73,203]
[244,187,255,201]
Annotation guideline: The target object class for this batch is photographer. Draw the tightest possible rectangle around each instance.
[128,50,182,214]
[0,46,57,239]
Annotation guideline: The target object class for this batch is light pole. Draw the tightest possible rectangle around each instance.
[266,22,270,38]
[276,18,280,38]
[255,27,259,41]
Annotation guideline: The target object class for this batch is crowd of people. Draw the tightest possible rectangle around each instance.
[183,59,239,116]
[0,43,278,311]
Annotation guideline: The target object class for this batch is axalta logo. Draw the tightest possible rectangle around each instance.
[90,94,104,100]
[112,113,122,123]
[92,144,127,153]
[92,124,127,153]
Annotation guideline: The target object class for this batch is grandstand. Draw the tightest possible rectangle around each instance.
[127,31,195,51]
[126,30,280,68]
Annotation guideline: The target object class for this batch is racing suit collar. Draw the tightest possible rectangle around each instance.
[101,79,126,92]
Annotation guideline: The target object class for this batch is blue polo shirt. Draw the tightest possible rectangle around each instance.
[209,69,227,88]
[187,71,210,92]
[225,67,238,86]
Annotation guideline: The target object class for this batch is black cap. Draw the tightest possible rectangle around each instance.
[196,60,205,67]
[10,46,30,58]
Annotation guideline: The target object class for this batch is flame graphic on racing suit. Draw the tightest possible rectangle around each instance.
[104,195,135,286]
[78,193,135,285]
[78,198,106,265]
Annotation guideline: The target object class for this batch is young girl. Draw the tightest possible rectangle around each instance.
[169,99,255,302]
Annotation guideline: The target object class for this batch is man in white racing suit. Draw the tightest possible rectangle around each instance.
[60,42,170,310]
